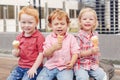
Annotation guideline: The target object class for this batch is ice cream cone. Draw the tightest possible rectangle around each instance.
[91,36,99,47]
[57,35,64,44]
[12,40,20,49]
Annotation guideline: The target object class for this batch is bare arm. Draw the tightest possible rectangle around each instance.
[27,52,43,78]
[44,43,62,57]
[79,47,100,57]
[66,53,78,69]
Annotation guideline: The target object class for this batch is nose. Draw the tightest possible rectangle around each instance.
[24,23,29,27]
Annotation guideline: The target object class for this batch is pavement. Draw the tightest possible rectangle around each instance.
[0,53,120,80]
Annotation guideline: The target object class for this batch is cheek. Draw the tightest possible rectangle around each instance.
[20,25,24,30]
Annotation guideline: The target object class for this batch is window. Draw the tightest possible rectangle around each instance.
[0,5,3,19]
[7,5,14,19]
[69,9,74,18]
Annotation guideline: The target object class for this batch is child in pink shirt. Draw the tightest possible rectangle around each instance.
[37,9,79,80]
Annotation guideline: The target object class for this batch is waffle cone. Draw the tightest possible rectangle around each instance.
[57,35,64,44]
[91,36,98,47]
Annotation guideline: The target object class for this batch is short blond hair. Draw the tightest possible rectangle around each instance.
[18,6,39,24]
[48,9,71,27]
[78,7,98,31]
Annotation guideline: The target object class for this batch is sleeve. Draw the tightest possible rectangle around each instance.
[43,35,52,53]
[74,34,83,50]
[37,34,45,52]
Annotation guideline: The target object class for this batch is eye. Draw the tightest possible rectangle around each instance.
[61,22,65,25]
[21,21,26,24]
[28,22,33,24]
[54,23,58,26]
[82,18,87,20]
[90,18,94,20]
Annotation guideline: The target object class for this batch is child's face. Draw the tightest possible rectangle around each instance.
[80,12,96,32]
[20,14,37,35]
[50,17,68,36]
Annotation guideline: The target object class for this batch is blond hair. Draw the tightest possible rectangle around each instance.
[78,7,98,31]
[18,6,39,24]
[48,9,70,27]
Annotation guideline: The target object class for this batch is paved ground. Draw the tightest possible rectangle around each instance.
[0,54,18,80]
[0,53,120,80]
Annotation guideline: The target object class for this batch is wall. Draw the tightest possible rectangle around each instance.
[0,32,120,61]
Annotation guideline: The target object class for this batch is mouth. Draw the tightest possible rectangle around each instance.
[84,24,91,26]
[57,30,63,33]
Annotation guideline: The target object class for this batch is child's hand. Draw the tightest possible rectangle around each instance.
[12,48,20,57]
[53,42,62,51]
[27,67,37,79]
[66,61,74,69]
[91,47,100,54]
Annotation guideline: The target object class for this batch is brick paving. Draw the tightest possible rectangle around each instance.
[0,53,120,80]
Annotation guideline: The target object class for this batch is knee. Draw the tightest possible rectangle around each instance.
[95,71,106,80]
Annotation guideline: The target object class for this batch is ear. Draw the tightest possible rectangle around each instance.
[48,23,52,28]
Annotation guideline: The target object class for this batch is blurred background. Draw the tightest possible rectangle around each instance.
[0,0,119,34]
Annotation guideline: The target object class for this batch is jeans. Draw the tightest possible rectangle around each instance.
[7,66,42,80]
[74,67,106,80]
[37,67,73,80]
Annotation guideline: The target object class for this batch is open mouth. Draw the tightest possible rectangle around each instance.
[84,24,91,26]
[57,30,63,33]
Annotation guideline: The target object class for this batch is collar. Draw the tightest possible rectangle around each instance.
[20,29,39,38]
[79,30,97,39]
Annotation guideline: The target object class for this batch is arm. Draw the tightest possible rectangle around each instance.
[66,53,78,69]
[79,47,100,57]
[27,52,43,78]
[44,42,62,57]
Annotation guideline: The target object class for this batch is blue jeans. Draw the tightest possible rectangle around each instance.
[37,67,73,80]
[7,66,42,80]
[74,67,106,80]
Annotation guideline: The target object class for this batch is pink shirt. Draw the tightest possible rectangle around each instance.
[43,33,80,70]
[74,30,100,70]
[16,30,45,68]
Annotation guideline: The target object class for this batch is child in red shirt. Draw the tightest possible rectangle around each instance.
[7,6,45,80]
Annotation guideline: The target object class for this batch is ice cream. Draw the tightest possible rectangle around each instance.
[91,36,99,47]
[57,35,64,44]
[12,40,20,49]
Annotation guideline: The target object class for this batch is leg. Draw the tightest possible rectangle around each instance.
[57,69,73,80]
[36,67,57,80]
[89,67,106,80]
[74,68,89,80]
[7,66,24,80]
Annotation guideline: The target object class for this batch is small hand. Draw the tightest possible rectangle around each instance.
[27,67,37,79]
[91,47,100,54]
[53,42,62,51]
[66,61,74,69]
[12,49,20,57]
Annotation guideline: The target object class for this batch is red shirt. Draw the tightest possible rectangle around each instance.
[16,30,45,68]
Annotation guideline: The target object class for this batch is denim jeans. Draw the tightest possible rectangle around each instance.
[37,67,73,80]
[74,67,106,80]
[7,66,42,80]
